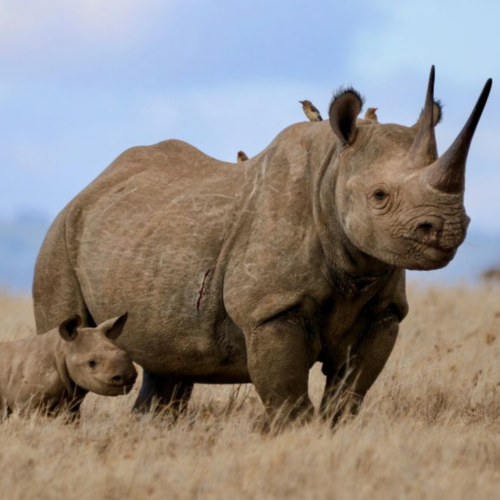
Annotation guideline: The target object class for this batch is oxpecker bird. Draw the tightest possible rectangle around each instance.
[299,100,323,122]
[237,151,249,163]
[364,107,379,122]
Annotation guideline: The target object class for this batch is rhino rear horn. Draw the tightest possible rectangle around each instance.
[329,87,364,145]
[425,78,492,194]
[407,66,438,168]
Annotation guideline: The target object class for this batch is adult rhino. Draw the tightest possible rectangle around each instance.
[33,68,492,428]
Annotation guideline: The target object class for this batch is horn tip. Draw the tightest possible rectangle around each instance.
[427,66,436,92]
[481,78,493,102]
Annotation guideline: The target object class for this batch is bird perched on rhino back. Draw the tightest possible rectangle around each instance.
[299,100,323,122]
[364,107,379,122]
[237,151,249,163]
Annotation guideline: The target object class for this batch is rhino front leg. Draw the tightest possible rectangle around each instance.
[246,315,319,432]
[133,371,194,419]
[320,309,399,426]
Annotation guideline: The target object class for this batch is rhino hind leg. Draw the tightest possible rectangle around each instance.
[33,274,94,334]
[33,217,95,333]
[133,371,194,419]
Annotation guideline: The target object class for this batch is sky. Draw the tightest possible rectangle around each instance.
[1,0,500,233]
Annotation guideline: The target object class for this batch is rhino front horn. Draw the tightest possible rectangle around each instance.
[408,65,438,168]
[425,78,492,194]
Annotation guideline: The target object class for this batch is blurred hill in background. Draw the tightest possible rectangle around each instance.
[0,212,50,291]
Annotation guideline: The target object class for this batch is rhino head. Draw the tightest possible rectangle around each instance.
[58,313,138,396]
[327,67,492,271]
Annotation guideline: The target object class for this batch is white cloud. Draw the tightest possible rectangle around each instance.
[0,0,169,55]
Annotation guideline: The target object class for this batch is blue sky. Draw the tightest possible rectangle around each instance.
[1,0,499,231]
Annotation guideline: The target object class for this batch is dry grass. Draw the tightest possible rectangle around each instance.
[1,284,500,499]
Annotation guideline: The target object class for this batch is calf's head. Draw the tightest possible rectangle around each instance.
[329,67,492,270]
[58,313,137,396]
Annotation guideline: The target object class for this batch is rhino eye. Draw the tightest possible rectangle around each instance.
[88,360,97,369]
[373,189,388,201]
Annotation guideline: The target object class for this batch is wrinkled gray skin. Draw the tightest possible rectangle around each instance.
[0,314,137,417]
[33,68,492,428]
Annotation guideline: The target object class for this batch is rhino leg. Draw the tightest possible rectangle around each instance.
[246,315,318,432]
[320,309,399,426]
[133,371,194,418]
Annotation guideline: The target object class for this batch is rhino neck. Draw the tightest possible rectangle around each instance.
[313,148,394,280]
[52,333,88,402]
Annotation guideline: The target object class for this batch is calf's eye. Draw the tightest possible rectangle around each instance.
[88,360,97,368]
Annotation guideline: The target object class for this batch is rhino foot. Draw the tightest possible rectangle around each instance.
[251,401,315,435]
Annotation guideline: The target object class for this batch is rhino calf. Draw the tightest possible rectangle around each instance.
[0,313,137,417]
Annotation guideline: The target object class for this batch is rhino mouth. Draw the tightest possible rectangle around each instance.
[404,231,463,254]
[398,234,459,270]
[90,379,136,396]
[102,383,135,396]
[421,243,457,259]
[409,240,458,270]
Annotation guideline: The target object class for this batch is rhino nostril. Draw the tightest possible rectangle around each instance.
[415,221,442,243]
[417,222,434,233]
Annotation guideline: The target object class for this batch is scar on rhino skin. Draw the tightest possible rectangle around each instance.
[196,269,211,311]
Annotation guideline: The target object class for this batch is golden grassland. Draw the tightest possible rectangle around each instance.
[1,284,500,500]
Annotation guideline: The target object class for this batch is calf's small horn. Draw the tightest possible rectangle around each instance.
[425,78,492,194]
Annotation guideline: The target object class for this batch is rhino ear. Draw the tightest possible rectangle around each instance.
[329,87,364,145]
[59,314,83,342]
[411,99,444,129]
[100,312,128,340]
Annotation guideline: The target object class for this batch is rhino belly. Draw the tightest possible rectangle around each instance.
[115,314,251,383]
[74,224,249,381]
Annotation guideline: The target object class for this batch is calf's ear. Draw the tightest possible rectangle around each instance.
[329,87,364,145]
[100,312,129,340]
[59,314,83,342]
